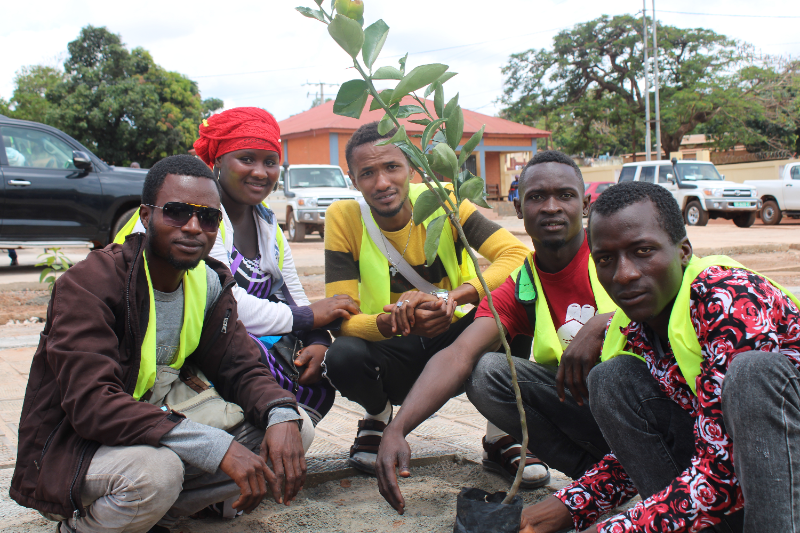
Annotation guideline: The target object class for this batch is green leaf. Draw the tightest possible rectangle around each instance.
[295,6,326,22]
[46,256,56,266]
[432,130,447,145]
[333,80,368,118]
[396,105,425,119]
[398,53,408,74]
[377,113,395,135]
[362,20,389,70]
[424,215,447,267]
[443,93,459,120]
[375,125,408,146]
[457,125,485,167]
[421,117,447,152]
[445,105,464,150]
[390,63,449,105]
[39,267,54,282]
[460,176,491,208]
[412,189,444,225]
[424,72,458,97]
[369,89,393,110]
[395,142,428,173]
[328,14,365,58]
[409,118,432,126]
[433,82,444,118]
[429,142,458,181]
[372,66,403,80]
[314,0,324,5]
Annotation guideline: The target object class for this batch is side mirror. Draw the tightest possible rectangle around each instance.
[721,174,725,180]
[73,151,92,171]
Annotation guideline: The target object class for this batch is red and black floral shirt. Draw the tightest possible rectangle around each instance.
[554,266,800,533]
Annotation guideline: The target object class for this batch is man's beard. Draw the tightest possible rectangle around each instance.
[540,237,567,250]
[147,222,203,271]
[370,188,410,219]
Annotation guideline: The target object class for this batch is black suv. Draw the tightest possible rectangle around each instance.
[1,115,144,248]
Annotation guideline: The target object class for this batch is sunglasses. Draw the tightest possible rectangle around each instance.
[144,202,223,232]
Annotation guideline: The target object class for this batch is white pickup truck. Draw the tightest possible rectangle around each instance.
[280,164,362,242]
[618,160,760,227]
[744,162,800,225]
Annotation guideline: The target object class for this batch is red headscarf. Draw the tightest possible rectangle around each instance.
[193,107,282,167]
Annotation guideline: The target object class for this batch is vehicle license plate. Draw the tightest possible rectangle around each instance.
[733,202,750,208]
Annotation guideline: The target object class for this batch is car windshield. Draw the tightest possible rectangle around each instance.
[289,168,347,188]
[676,162,723,181]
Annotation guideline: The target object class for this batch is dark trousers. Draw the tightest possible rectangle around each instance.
[586,354,800,532]
[324,309,532,415]
[466,352,609,480]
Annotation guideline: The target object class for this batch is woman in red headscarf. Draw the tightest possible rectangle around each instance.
[196,108,359,441]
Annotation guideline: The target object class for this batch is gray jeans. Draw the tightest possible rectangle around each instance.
[589,352,800,533]
[56,423,265,533]
[465,352,610,480]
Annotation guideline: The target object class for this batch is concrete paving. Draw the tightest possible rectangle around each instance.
[0,324,572,531]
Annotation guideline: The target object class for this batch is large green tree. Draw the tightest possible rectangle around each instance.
[7,26,222,166]
[7,66,64,123]
[500,15,783,158]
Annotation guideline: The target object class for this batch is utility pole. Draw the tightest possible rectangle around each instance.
[642,0,652,161]
[302,81,340,106]
[652,0,662,160]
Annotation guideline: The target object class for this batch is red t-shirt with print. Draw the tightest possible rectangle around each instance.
[476,235,597,349]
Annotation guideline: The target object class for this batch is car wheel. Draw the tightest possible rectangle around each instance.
[761,200,782,225]
[733,211,756,228]
[318,226,325,240]
[111,206,140,242]
[684,201,709,226]
[287,210,306,242]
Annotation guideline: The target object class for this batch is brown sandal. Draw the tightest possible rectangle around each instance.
[482,435,550,489]
[348,417,391,474]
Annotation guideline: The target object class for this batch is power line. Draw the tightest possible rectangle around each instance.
[658,9,800,19]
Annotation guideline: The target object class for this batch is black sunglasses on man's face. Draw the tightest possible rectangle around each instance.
[143,202,222,232]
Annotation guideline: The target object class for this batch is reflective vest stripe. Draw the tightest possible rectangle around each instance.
[135,253,207,401]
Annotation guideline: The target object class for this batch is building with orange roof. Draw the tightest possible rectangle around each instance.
[278,96,549,197]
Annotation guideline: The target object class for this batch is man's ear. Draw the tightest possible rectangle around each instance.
[139,204,153,230]
[348,171,361,193]
[582,194,590,217]
[514,196,523,219]
[679,236,693,268]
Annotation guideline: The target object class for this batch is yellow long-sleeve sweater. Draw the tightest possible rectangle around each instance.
[324,197,529,342]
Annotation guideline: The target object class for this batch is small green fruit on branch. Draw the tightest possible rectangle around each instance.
[335,0,364,22]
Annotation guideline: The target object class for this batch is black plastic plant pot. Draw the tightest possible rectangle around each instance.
[453,487,523,533]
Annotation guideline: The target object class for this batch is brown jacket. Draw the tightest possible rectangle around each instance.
[10,233,297,518]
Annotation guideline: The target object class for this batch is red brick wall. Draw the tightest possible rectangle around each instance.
[286,134,330,165]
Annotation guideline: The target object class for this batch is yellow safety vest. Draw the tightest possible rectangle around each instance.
[600,255,800,395]
[512,253,617,366]
[134,252,207,401]
[114,202,285,270]
[358,182,477,316]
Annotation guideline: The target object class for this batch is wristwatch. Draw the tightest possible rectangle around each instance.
[431,289,450,303]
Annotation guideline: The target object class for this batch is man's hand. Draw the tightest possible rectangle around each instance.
[375,426,412,514]
[381,292,457,338]
[309,294,360,328]
[218,440,272,514]
[555,312,612,406]
[294,344,327,385]
[519,496,574,533]
[382,291,438,336]
[261,420,307,506]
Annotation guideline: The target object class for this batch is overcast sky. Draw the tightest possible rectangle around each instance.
[1,0,798,122]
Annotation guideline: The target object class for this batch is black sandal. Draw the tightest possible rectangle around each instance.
[482,435,550,489]
[348,417,391,474]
